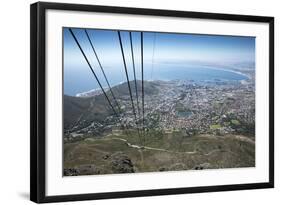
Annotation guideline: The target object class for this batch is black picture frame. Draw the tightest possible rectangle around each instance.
[30,2,274,203]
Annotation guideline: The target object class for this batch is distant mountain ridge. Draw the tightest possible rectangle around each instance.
[75,80,159,98]
[64,80,161,131]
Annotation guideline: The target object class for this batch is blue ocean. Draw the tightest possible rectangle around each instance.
[64,64,248,96]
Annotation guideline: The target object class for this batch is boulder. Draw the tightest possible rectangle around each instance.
[110,152,135,173]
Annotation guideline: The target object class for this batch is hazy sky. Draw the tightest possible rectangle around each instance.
[63,28,255,95]
[64,27,255,67]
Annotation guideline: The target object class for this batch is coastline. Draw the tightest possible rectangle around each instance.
[199,65,251,79]
[73,66,251,97]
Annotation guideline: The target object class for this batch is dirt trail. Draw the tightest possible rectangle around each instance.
[234,135,255,144]
[109,137,197,154]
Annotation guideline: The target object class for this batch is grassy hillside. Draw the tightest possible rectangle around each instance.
[64,80,161,131]
[64,94,114,131]
[64,130,255,176]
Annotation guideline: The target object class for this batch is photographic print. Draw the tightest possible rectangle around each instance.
[31,2,274,202]
[63,28,256,176]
